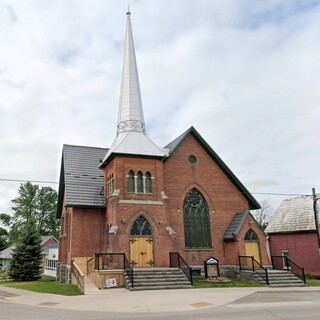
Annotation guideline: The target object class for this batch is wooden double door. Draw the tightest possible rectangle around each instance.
[130,237,154,268]
[130,216,154,268]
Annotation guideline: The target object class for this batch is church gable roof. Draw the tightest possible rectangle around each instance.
[57,144,107,218]
[165,126,260,210]
[265,195,317,234]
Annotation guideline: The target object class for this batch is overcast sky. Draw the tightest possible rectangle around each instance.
[1,0,320,217]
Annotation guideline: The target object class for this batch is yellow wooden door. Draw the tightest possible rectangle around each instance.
[130,237,153,267]
[245,242,260,268]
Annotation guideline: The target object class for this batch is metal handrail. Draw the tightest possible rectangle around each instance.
[239,255,269,285]
[94,253,134,288]
[124,254,134,289]
[169,252,193,285]
[94,253,126,270]
[271,255,306,284]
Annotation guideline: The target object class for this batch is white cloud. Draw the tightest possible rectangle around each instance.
[0,0,320,215]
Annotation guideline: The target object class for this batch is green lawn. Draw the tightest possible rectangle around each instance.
[1,275,82,296]
[306,278,320,286]
[193,277,262,288]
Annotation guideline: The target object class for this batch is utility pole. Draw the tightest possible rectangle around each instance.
[312,188,320,253]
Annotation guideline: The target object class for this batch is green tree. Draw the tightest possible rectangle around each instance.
[9,219,42,281]
[0,213,11,251]
[8,182,59,242]
[0,227,8,251]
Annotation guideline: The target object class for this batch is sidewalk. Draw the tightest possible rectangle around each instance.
[1,285,320,313]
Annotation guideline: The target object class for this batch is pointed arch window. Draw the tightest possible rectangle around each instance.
[245,229,259,241]
[130,216,152,236]
[145,171,152,193]
[183,188,212,249]
[128,170,134,193]
[137,171,143,193]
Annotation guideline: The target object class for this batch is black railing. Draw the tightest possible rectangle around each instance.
[239,255,269,285]
[169,252,193,285]
[271,256,306,284]
[94,253,134,288]
[94,253,126,270]
[124,254,134,289]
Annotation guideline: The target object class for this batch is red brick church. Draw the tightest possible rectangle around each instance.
[57,11,269,286]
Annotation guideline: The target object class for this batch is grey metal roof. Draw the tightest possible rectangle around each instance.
[223,211,250,241]
[57,145,107,217]
[265,195,318,234]
[0,245,15,259]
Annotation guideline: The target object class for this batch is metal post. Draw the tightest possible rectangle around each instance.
[302,267,306,284]
[285,256,289,271]
[271,256,275,270]
[252,257,255,272]
[312,188,320,250]
[238,256,242,271]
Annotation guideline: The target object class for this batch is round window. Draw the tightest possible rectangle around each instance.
[188,155,197,164]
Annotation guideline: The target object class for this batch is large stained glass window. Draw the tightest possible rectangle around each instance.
[183,188,212,248]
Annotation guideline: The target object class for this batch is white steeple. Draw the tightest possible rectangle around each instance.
[101,11,166,166]
[117,10,145,135]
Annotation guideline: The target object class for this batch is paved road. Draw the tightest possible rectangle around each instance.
[1,289,320,320]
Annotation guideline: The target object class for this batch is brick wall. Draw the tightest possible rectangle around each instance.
[163,134,268,266]
[69,208,105,262]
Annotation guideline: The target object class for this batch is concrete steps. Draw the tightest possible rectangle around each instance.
[124,267,193,291]
[253,270,305,287]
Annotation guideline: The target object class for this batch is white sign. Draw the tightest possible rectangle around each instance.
[106,278,117,288]
[207,258,217,264]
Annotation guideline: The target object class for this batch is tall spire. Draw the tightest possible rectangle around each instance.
[117,9,145,135]
[101,11,167,167]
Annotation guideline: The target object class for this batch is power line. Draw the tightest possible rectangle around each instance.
[0,177,311,197]
[0,178,58,184]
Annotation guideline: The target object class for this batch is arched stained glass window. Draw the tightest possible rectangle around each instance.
[245,229,259,241]
[183,188,212,248]
[130,216,152,236]
[145,172,152,193]
[128,170,134,193]
[137,171,143,193]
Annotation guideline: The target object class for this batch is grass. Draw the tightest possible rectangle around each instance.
[306,278,320,286]
[193,277,262,288]
[1,275,83,296]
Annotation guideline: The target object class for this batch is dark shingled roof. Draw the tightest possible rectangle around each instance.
[57,145,108,217]
[223,211,250,241]
[165,126,260,210]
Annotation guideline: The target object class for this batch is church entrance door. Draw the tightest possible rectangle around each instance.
[130,216,154,268]
[244,229,261,268]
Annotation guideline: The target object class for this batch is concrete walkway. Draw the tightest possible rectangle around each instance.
[1,285,320,313]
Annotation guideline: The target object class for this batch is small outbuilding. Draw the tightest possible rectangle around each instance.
[265,195,320,275]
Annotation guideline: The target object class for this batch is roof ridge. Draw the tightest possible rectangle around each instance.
[63,144,109,150]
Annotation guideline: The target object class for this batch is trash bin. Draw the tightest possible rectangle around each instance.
[204,256,220,279]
